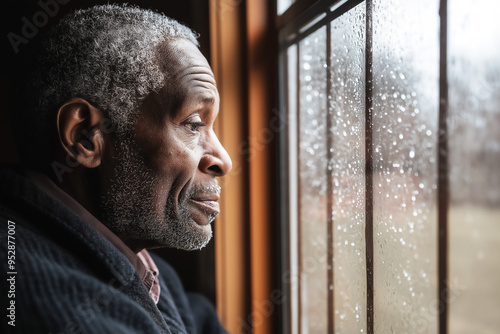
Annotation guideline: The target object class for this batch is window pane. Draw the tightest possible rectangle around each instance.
[448,1,500,332]
[329,2,367,333]
[278,0,296,15]
[372,0,439,332]
[298,26,328,333]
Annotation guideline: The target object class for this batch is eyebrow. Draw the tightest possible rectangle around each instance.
[200,95,215,105]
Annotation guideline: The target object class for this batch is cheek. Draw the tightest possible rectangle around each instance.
[153,142,201,179]
[152,147,200,208]
[172,147,200,174]
[136,126,202,185]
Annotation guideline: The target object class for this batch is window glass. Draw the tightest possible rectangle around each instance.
[329,3,367,333]
[278,0,296,15]
[298,26,328,333]
[281,0,500,332]
[372,0,439,332]
[448,1,500,332]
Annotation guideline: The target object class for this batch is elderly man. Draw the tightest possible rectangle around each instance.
[0,4,231,334]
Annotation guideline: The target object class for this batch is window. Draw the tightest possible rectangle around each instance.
[279,0,500,333]
[278,0,297,15]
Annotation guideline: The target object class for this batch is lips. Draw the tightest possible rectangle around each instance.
[188,192,220,225]
[190,198,220,214]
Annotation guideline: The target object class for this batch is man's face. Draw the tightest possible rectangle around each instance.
[101,39,232,251]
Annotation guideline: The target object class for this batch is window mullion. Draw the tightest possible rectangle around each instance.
[438,0,449,333]
[364,1,374,333]
[296,42,303,334]
[325,20,335,334]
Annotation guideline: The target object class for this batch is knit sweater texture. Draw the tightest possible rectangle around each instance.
[0,164,228,334]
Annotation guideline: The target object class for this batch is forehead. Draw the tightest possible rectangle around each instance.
[139,39,218,122]
[163,39,218,104]
[167,39,212,73]
[160,39,215,85]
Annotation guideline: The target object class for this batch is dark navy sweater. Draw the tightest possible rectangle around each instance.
[0,165,228,334]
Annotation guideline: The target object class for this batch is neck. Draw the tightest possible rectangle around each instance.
[49,165,100,218]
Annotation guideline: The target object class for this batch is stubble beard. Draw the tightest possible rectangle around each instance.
[99,135,214,251]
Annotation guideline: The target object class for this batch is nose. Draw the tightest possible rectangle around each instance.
[199,131,232,177]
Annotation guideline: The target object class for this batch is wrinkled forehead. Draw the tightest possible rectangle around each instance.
[156,38,214,83]
[138,38,217,122]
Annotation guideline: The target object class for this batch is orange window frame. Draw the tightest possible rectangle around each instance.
[210,0,280,333]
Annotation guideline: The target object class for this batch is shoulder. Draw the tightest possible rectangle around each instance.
[0,189,167,333]
[0,215,164,333]
[0,167,171,333]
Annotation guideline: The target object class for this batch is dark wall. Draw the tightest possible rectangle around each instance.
[1,0,217,305]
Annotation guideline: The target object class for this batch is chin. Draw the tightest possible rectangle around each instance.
[147,219,213,251]
[182,220,213,250]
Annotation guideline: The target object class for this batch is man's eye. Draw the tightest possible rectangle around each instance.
[188,122,206,131]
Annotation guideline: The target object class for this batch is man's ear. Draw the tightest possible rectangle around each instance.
[56,98,107,168]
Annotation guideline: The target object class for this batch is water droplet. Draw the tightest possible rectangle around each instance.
[409,150,415,158]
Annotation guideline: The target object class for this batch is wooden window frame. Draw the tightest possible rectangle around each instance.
[209,1,280,333]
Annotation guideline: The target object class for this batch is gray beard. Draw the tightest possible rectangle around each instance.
[99,135,214,251]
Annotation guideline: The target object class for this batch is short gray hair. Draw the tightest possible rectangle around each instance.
[15,3,198,167]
